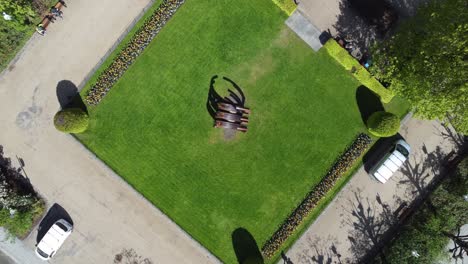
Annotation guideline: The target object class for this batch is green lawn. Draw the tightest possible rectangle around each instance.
[77,0,405,262]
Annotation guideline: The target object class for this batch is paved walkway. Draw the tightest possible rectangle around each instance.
[0,229,42,264]
[0,0,218,263]
[284,118,458,263]
[286,11,323,51]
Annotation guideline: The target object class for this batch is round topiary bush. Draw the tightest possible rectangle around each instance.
[367,111,400,137]
[54,108,89,133]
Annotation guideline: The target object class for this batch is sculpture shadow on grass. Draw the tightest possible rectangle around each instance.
[355,85,384,127]
[37,203,73,244]
[232,228,264,264]
[206,75,247,120]
[56,80,87,113]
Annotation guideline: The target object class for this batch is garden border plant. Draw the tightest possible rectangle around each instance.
[271,0,297,15]
[261,133,372,258]
[323,39,394,103]
[85,0,185,105]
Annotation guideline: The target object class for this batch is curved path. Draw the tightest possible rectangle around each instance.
[0,0,219,263]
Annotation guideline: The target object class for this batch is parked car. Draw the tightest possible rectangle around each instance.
[370,139,411,183]
[35,219,73,260]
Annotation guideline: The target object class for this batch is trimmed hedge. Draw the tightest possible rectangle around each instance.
[271,0,297,15]
[85,0,185,105]
[54,108,89,133]
[261,133,372,258]
[322,39,394,103]
[367,111,400,137]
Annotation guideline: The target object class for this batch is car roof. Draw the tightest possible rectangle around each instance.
[373,149,407,183]
[37,222,71,255]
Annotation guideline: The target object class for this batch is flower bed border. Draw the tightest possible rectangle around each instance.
[261,133,372,258]
[85,0,185,105]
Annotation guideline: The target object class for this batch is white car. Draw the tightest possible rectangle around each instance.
[35,219,73,260]
[370,139,411,183]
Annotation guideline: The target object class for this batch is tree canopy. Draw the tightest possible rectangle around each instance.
[371,0,468,134]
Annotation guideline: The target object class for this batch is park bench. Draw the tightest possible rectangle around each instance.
[36,1,67,35]
[36,15,52,35]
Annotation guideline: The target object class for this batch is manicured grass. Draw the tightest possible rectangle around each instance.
[76,0,393,262]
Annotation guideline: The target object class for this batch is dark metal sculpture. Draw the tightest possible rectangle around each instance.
[206,76,251,133]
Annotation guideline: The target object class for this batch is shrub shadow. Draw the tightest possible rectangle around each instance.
[363,133,403,173]
[356,85,384,126]
[36,203,73,244]
[56,80,87,113]
[232,228,264,264]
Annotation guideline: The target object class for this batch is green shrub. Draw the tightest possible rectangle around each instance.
[54,108,89,133]
[367,111,400,137]
[322,39,394,103]
[271,0,296,15]
[0,200,44,239]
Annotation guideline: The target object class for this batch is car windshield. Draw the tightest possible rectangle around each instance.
[56,222,68,232]
[37,247,50,258]
[396,144,409,157]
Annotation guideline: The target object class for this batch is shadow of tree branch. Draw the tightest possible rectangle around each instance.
[343,189,396,263]
[298,236,344,264]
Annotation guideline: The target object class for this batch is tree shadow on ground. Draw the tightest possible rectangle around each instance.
[56,80,87,113]
[350,144,462,263]
[356,86,384,126]
[280,251,294,264]
[297,236,344,264]
[395,145,448,213]
[332,0,398,57]
[383,0,429,18]
[37,203,73,244]
[436,123,468,155]
[332,0,379,57]
[343,189,396,263]
[398,149,434,198]
[363,133,404,173]
[232,228,264,264]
